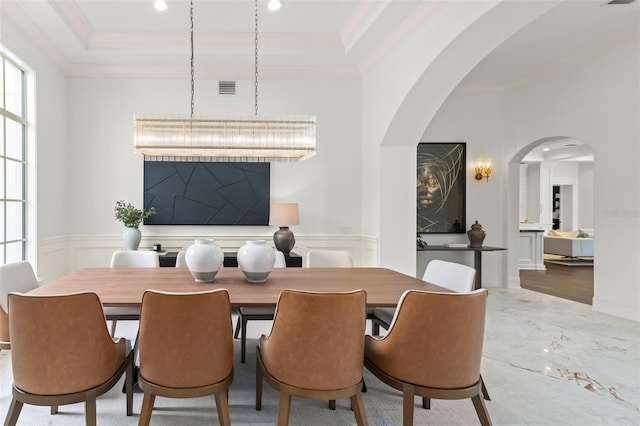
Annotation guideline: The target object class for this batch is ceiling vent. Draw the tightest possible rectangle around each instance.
[608,0,635,4]
[218,80,236,95]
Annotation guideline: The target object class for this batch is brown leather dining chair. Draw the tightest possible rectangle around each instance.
[137,289,234,426]
[370,259,490,409]
[256,289,368,426]
[364,289,491,426]
[4,291,134,426]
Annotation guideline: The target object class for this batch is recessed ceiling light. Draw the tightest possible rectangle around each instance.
[543,148,550,152]
[268,0,282,11]
[154,0,168,12]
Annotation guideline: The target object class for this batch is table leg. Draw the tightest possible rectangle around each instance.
[474,251,482,289]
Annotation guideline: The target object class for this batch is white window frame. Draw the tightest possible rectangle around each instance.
[0,47,35,267]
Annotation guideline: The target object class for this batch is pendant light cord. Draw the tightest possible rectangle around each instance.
[190,0,195,117]
[254,0,259,116]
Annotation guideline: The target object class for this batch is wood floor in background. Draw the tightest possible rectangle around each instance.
[520,261,594,305]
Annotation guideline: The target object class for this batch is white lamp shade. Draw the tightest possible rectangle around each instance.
[269,203,300,226]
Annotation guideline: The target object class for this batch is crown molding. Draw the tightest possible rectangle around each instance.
[65,63,362,79]
[359,1,449,73]
[1,0,71,71]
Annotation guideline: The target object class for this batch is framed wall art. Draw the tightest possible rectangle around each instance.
[417,142,466,233]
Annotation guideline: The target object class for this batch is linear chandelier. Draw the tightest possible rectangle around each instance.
[133,0,316,162]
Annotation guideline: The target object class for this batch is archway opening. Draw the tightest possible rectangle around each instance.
[513,137,594,305]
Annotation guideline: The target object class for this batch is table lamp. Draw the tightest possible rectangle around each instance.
[269,203,300,255]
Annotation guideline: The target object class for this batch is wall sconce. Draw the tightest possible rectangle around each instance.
[474,161,492,181]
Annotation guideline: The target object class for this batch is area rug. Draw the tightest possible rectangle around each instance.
[546,258,593,266]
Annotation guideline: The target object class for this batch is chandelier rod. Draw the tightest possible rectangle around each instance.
[190,0,195,117]
[254,0,259,116]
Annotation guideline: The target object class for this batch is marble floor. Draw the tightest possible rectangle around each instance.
[0,287,638,425]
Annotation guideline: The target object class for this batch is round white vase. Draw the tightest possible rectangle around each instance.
[122,227,141,250]
[185,239,224,282]
[237,240,276,283]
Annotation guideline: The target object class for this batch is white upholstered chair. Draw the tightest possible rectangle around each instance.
[110,250,160,268]
[233,250,286,363]
[175,250,187,268]
[108,251,160,336]
[0,261,39,351]
[306,249,353,268]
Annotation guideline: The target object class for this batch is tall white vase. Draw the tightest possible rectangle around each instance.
[237,240,276,283]
[185,239,224,282]
[122,227,141,250]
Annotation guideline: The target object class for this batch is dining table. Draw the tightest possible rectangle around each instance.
[28,266,447,308]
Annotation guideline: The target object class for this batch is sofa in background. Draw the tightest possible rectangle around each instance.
[543,229,594,258]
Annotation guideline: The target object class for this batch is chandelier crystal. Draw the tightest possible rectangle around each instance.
[133,0,316,162]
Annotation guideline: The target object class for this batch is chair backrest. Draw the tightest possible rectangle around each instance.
[274,250,287,268]
[376,289,488,389]
[306,250,353,268]
[261,289,366,390]
[175,250,187,268]
[8,292,128,395]
[139,289,233,388]
[0,261,39,313]
[422,259,476,292]
[110,250,160,268]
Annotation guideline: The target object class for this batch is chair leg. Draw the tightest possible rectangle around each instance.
[480,375,491,400]
[4,398,23,426]
[50,405,58,414]
[372,321,380,336]
[138,388,156,426]
[278,391,292,426]
[329,400,336,410]
[471,394,492,426]
[422,397,430,409]
[126,357,134,416]
[240,317,248,363]
[85,389,97,426]
[110,319,117,337]
[350,392,369,426]
[402,384,415,426]
[214,390,232,426]
[234,314,241,339]
[256,353,263,410]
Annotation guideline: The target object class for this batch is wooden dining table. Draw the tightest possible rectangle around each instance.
[28,266,446,308]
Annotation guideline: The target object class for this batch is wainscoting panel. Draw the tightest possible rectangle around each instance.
[38,234,379,282]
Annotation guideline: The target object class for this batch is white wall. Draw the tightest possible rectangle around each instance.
[362,0,559,277]
[414,34,639,321]
[62,76,370,271]
[419,91,506,285]
[503,39,639,321]
[1,13,69,280]
[578,163,594,229]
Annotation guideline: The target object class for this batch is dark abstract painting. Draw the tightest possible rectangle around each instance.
[417,143,466,233]
[143,161,270,225]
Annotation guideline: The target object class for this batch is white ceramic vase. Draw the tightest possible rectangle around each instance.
[122,227,141,250]
[237,240,276,283]
[185,239,224,282]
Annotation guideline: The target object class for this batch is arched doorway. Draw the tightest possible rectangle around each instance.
[513,137,594,304]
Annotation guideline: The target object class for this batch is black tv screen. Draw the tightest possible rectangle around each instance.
[143,161,270,225]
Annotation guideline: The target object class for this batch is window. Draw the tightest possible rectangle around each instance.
[0,54,27,263]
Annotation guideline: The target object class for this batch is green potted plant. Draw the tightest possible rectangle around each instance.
[416,232,427,249]
[114,200,156,250]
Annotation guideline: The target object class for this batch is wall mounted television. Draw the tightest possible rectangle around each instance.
[143,161,270,225]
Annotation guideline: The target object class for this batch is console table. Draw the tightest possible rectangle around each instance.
[417,245,506,289]
[159,251,303,268]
